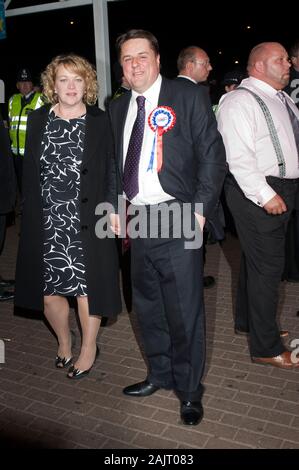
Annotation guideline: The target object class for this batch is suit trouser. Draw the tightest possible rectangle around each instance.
[283,208,299,281]
[225,176,299,357]
[129,202,205,402]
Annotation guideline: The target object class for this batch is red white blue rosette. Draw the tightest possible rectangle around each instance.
[147,106,176,172]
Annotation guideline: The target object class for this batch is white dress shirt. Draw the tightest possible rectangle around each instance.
[123,74,174,205]
[216,76,299,206]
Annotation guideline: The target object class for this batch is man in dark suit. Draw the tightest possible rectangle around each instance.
[108,30,226,425]
[176,45,225,289]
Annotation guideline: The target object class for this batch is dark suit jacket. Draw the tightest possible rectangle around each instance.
[0,113,15,214]
[15,104,122,316]
[176,77,226,239]
[108,76,227,223]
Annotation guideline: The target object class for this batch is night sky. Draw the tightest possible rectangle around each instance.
[1,0,298,102]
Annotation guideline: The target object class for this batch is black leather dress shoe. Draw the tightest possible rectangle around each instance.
[203,276,215,289]
[0,290,14,301]
[180,401,204,426]
[123,380,160,397]
[234,327,249,336]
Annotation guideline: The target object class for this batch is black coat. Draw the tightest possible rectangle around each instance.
[108,77,227,218]
[0,113,15,214]
[15,104,122,316]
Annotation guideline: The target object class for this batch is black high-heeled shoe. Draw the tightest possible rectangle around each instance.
[55,330,76,369]
[67,345,100,380]
[55,355,73,368]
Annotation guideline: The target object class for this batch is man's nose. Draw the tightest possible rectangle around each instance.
[131,57,140,67]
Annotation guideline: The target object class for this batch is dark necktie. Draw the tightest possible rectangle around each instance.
[277,91,299,158]
[123,95,145,200]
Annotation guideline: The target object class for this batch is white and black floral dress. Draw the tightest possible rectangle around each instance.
[40,111,87,296]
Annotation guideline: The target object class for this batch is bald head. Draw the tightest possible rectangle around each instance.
[177,46,212,83]
[177,46,206,71]
[248,43,282,70]
[247,42,291,89]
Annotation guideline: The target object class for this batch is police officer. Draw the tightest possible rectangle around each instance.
[8,68,43,195]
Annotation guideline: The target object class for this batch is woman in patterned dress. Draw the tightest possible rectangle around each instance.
[15,54,122,378]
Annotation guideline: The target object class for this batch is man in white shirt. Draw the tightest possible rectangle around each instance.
[217,42,299,369]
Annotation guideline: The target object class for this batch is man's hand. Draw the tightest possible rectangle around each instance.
[194,213,206,231]
[263,195,287,215]
[109,213,121,235]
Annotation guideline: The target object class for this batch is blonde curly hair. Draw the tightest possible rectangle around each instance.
[41,54,98,105]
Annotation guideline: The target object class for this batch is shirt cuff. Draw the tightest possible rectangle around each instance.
[256,185,277,206]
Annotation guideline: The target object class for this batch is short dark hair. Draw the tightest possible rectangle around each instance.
[177,46,199,72]
[116,29,159,60]
[289,40,299,58]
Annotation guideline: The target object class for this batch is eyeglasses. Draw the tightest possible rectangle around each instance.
[192,59,211,67]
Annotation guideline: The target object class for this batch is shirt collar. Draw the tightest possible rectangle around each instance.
[131,74,162,107]
[24,91,35,100]
[177,74,197,84]
[245,76,281,97]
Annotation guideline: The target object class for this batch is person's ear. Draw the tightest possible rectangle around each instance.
[255,60,264,74]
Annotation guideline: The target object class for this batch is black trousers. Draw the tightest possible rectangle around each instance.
[225,176,299,357]
[129,202,205,402]
[283,208,299,281]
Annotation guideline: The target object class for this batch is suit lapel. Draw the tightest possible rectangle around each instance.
[158,77,173,107]
[157,78,176,171]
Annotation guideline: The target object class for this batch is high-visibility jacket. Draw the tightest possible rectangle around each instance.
[8,92,43,156]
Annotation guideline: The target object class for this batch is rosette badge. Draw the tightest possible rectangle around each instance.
[147,106,176,172]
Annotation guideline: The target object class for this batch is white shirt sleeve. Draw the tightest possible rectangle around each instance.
[217,94,276,206]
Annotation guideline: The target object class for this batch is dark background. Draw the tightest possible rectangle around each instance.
[1,0,298,105]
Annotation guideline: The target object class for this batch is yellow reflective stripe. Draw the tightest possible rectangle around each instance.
[11,147,25,155]
[35,97,44,108]
[11,125,27,130]
[14,117,28,122]
[11,124,26,131]
[10,116,28,122]
[11,148,24,154]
